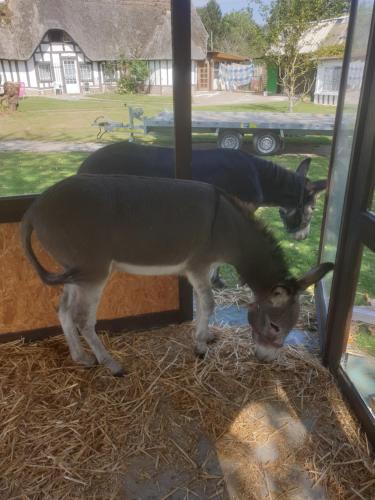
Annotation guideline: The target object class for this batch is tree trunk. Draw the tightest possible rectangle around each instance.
[288,96,294,112]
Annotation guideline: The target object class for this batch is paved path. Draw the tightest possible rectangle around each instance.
[0,139,331,156]
[36,90,288,106]
[0,140,104,152]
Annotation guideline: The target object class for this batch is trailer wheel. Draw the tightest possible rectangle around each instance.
[218,131,243,150]
[253,132,281,155]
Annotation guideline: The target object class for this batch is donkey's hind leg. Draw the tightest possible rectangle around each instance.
[210,265,226,289]
[73,281,124,376]
[58,285,97,367]
[186,269,215,356]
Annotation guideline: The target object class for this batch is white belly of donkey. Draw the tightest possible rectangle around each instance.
[112,260,188,276]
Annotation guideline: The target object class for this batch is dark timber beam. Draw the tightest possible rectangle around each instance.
[171,0,193,320]
[171,0,192,180]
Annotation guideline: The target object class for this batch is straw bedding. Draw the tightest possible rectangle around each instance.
[0,321,374,499]
[213,287,318,334]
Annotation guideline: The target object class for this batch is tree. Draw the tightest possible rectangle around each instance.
[265,0,350,111]
[197,0,223,50]
[219,9,266,58]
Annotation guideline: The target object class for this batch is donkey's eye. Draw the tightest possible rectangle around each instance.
[270,322,280,333]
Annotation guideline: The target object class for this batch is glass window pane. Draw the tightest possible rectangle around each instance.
[79,63,92,82]
[320,0,374,302]
[38,63,53,82]
[63,59,77,84]
[0,4,180,196]
[342,246,375,417]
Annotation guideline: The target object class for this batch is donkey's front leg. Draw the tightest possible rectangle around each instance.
[186,270,215,356]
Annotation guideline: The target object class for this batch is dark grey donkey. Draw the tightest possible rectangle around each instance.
[21,175,333,375]
[79,142,327,241]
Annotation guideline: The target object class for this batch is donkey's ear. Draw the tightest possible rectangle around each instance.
[307,179,327,195]
[296,262,334,290]
[296,158,311,177]
[269,285,291,307]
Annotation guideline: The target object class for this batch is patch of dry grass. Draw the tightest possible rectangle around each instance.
[0,324,373,498]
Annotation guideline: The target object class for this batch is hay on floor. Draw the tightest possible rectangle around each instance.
[214,286,318,333]
[0,323,374,498]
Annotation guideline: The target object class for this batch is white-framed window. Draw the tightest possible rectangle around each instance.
[63,59,77,84]
[103,63,116,82]
[322,65,342,92]
[79,63,93,82]
[38,62,53,83]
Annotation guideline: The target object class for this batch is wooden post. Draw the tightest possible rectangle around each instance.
[171,0,192,180]
[171,0,193,321]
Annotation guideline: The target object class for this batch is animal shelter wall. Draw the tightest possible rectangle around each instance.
[0,223,180,337]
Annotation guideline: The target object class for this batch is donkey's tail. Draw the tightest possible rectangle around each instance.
[21,212,79,286]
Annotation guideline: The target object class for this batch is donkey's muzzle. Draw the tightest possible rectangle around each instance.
[254,342,281,362]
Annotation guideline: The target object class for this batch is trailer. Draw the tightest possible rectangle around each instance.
[92,106,336,155]
[144,110,335,155]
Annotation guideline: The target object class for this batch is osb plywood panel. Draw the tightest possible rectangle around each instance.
[0,223,179,335]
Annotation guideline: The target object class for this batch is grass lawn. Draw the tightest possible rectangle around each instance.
[0,93,335,144]
[0,152,87,196]
[354,325,375,357]
[0,94,173,143]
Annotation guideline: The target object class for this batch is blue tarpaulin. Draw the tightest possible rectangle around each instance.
[219,63,254,90]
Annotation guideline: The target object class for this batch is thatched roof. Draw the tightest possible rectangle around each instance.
[0,0,208,61]
[299,15,348,54]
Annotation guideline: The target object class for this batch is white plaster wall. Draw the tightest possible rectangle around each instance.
[3,60,13,81]
[10,61,17,79]
[148,59,199,88]
[192,61,197,86]
[93,62,100,86]
[51,53,60,65]
[18,61,28,84]
[26,57,38,87]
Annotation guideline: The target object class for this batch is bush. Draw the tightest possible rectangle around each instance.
[117,59,149,94]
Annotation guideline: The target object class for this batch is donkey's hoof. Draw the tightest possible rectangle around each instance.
[107,359,125,377]
[206,331,216,343]
[113,368,126,377]
[194,343,208,358]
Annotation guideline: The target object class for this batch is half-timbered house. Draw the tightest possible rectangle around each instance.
[0,0,208,95]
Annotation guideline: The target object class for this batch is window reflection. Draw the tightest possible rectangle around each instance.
[321,0,374,300]
[342,246,375,416]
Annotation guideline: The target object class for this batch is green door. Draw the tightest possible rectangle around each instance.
[267,63,278,94]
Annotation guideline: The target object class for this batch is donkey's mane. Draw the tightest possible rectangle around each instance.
[249,214,293,278]
[217,187,295,284]
[254,159,305,206]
